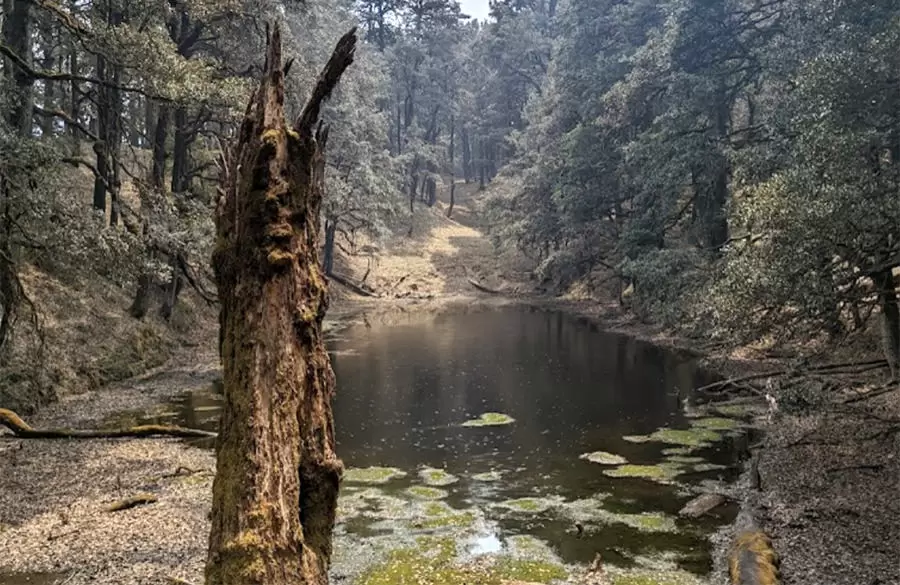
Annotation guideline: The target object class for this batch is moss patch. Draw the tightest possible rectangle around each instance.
[461,412,516,427]
[404,486,449,500]
[493,557,567,582]
[580,450,628,465]
[603,463,684,484]
[419,467,459,486]
[344,466,407,485]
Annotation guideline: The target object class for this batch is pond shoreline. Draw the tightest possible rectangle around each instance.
[465,293,900,585]
[1,293,897,585]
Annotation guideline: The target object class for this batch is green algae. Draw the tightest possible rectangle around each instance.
[603,463,684,484]
[419,467,459,486]
[560,497,677,533]
[344,466,407,485]
[496,496,562,514]
[471,470,503,482]
[418,502,477,529]
[690,416,741,431]
[665,455,706,465]
[580,450,628,465]
[404,486,449,500]
[461,412,516,427]
[358,536,567,585]
[622,434,654,443]
[661,446,699,456]
[648,427,723,447]
[507,534,555,556]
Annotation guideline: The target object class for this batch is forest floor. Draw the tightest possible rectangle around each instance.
[0,181,898,585]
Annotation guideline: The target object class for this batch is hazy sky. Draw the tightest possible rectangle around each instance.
[460,0,490,21]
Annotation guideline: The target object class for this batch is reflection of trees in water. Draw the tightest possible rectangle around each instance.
[330,308,710,471]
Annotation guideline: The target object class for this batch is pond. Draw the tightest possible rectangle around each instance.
[144,306,754,584]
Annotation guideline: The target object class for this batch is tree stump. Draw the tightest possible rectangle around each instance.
[205,24,356,585]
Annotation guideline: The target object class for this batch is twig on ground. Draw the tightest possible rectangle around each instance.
[105,493,158,512]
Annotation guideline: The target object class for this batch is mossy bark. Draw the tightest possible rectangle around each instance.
[206,24,357,585]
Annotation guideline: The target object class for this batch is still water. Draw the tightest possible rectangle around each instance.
[157,306,750,578]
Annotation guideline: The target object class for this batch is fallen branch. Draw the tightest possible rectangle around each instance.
[0,408,216,440]
[467,276,502,295]
[106,494,158,512]
[843,383,898,404]
[696,359,889,393]
[329,271,378,298]
[826,464,885,474]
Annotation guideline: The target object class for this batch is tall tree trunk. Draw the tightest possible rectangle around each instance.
[875,268,900,380]
[2,0,34,137]
[323,219,336,277]
[206,25,356,585]
[171,106,189,193]
[447,115,455,218]
[478,135,486,190]
[461,125,472,183]
[39,49,56,137]
[152,104,170,190]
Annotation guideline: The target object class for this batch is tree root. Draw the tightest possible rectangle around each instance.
[106,493,158,512]
[0,408,216,440]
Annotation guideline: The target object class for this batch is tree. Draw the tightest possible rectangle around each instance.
[205,23,356,585]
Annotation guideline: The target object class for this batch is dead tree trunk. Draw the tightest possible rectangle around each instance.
[875,268,900,380]
[206,24,356,585]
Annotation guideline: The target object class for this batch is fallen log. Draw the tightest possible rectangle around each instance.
[467,276,502,295]
[0,408,216,440]
[329,271,378,298]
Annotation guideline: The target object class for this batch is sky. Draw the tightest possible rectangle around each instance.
[459,0,491,21]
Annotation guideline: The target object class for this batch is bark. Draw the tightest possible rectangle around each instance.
[206,25,356,585]
[875,268,900,380]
